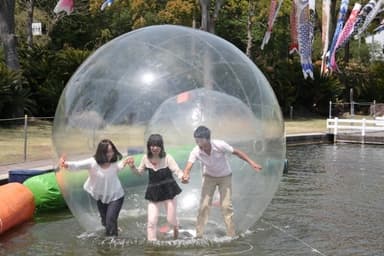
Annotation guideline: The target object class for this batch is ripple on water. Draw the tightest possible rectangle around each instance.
[76,233,256,256]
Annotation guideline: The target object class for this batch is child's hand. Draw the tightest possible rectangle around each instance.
[59,155,68,169]
[250,161,262,172]
[126,157,135,168]
[181,172,190,184]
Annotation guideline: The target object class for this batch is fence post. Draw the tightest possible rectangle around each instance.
[373,100,376,118]
[333,117,338,143]
[23,115,28,161]
[362,118,366,144]
[329,101,332,118]
[350,88,354,117]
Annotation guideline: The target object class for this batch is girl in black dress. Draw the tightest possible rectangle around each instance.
[127,134,183,241]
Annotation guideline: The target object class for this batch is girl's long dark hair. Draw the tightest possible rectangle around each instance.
[147,134,166,158]
[94,139,122,165]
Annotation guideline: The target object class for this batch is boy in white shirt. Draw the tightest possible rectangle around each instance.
[182,126,262,238]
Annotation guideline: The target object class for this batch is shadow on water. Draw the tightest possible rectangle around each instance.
[1,144,384,256]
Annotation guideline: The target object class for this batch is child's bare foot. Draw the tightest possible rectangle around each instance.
[159,224,170,233]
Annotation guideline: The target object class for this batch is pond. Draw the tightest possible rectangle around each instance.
[1,144,383,256]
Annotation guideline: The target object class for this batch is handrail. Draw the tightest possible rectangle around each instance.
[0,116,54,122]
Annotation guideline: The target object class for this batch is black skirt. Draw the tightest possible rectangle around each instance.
[145,167,182,202]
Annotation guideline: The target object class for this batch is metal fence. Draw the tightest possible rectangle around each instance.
[0,115,54,165]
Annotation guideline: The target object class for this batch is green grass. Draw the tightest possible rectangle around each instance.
[0,120,55,164]
[285,118,327,134]
[0,118,330,165]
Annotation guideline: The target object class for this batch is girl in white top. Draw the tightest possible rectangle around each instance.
[59,139,128,236]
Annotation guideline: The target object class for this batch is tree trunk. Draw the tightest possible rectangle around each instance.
[0,0,20,70]
[344,41,349,64]
[199,0,210,31]
[246,0,255,58]
[26,0,34,48]
[199,0,225,33]
[329,0,337,40]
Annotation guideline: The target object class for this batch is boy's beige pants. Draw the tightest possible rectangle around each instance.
[196,174,235,237]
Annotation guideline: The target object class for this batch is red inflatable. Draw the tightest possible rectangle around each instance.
[0,182,35,235]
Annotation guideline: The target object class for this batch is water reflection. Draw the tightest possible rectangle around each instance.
[1,144,384,255]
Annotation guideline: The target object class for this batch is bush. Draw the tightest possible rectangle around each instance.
[0,62,36,119]
[19,46,90,116]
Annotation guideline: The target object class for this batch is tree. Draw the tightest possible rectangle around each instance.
[246,0,255,57]
[0,0,20,70]
[199,0,225,33]
[25,0,34,48]
[157,0,195,26]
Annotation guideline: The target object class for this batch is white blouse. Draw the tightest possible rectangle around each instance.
[66,157,125,203]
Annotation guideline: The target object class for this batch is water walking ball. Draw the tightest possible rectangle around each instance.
[53,25,285,240]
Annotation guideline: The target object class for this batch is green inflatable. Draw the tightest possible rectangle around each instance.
[23,172,67,212]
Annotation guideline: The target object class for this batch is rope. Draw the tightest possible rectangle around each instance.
[260,219,328,256]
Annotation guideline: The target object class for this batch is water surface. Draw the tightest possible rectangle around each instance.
[1,144,383,255]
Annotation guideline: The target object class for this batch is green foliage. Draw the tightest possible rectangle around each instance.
[157,0,195,26]
[19,46,90,116]
[49,14,103,50]
[15,2,52,47]
[0,47,3,62]
[341,61,384,103]
[215,0,249,50]
[104,6,134,37]
[0,63,36,118]
[364,62,384,102]
[259,57,343,117]
[4,0,384,119]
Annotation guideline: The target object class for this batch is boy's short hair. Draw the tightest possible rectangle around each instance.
[193,126,211,140]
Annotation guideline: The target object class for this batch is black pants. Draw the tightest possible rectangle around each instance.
[97,196,124,236]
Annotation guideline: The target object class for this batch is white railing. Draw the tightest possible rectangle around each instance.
[327,117,384,137]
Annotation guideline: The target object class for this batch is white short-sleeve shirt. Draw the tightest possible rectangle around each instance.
[187,139,234,177]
